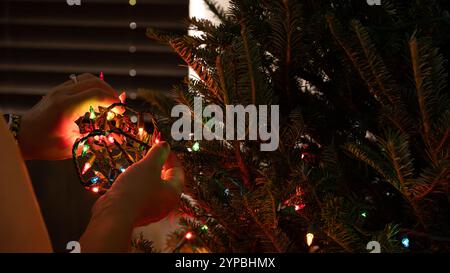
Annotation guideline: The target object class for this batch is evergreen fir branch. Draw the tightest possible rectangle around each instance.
[351,20,401,105]
[215,54,230,104]
[170,37,223,103]
[408,34,449,160]
[203,0,229,22]
[188,17,217,35]
[240,23,257,105]
[344,143,399,191]
[321,197,362,252]
[379,105,417,138]
[147,28,224,104]
[242,185,288,252]
[373,224,402,253]
[265,0,303,97]
[327,16,400,105]
[378,130,415,194]
[433,110,450,156]
[409,160,450,201]
[131,233,158,253]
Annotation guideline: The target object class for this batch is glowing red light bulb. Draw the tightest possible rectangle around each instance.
[185,232,193,240]
[119,92,126,103]
[100,72,104,81]
[91,186,99,193]
[155,132,161,144]
[82,162,92,175]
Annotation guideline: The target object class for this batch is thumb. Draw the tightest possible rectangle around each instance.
[139,141,171,170]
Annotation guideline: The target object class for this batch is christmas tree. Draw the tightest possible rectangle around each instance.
[142,0,449,252]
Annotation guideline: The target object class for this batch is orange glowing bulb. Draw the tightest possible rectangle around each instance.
[106,111,115,121]
[92,186,99,193]
[108,135,115,144]
[138,127,144,135]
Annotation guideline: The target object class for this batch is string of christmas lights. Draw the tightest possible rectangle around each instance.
[72,102,160,194]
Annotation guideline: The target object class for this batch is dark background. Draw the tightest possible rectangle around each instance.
[1,0,188,252]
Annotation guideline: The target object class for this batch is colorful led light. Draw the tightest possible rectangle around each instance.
[82,143,89,156]
[306,233,314,247]
[106,111,115,121]
[82,163,91,175]
[185,232,193,240]
[89,106,96,119]
[192,142,200,152]
[91,186,99,193]
[119,92,126,103]
[401,236,410,248]
[91,176,99,184]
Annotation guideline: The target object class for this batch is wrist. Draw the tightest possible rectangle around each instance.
[15,114,35,160]
[3,113,21,144]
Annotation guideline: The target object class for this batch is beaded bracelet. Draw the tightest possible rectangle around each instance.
[3,114,21,143]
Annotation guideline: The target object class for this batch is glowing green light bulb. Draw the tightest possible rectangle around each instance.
[361,212,367,218]
[89,106,96,119]
[82,143,89,156]
[192,142,200,152]
[201,225,208,231]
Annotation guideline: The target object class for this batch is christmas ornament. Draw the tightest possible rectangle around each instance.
[72,102,159,194]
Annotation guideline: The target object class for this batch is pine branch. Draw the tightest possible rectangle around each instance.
[203,0,228,22]
[240,23,257,105]
[409,34,434,158]
[242,186,287,252]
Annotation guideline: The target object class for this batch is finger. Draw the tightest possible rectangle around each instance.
[65,77,117,96]
[139,141,171,170]
[162,153,182,171]
[59,73,97,88]
[77,73,99,82]
[68,88,120,109]
[162,153,184,194]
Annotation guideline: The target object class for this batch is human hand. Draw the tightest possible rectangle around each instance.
[92,141,184,227]
[18,73,120,160]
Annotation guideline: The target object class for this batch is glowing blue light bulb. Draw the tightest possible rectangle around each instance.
[91,176,99,184]
[401,237,410,248]
[120,166,126,173]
